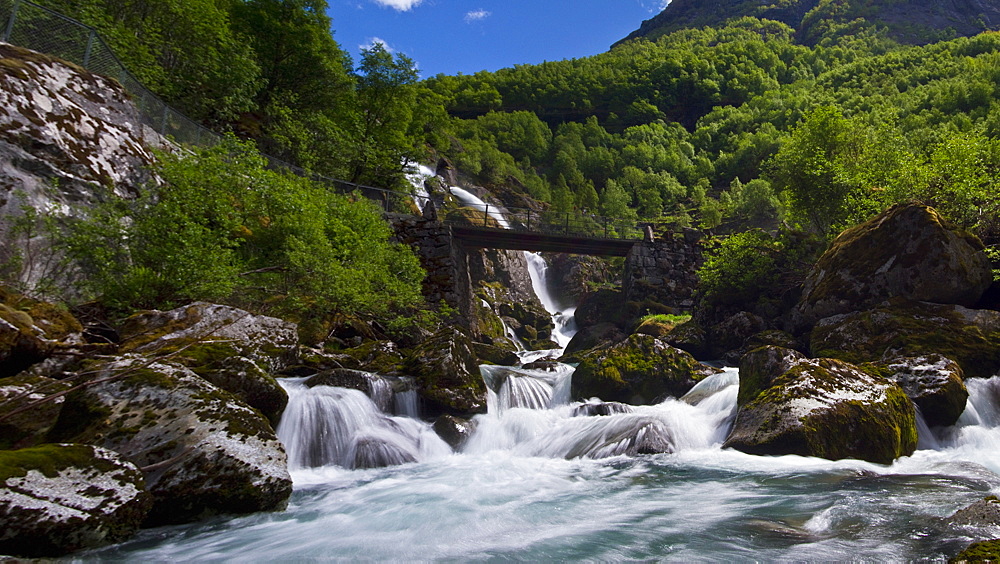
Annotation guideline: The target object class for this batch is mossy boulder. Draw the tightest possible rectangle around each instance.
[793,204,993,331]
[575,288,627,329]
[48,356,293,526]
[0,443,151,557]
[402,327,487,417]
[724,357,917,464]
[736,346,808,407]
[810,299,1000,379]
[562,322,627,360]
[338,340,405,374]
[0,303,55,378]
[120,302,298,373]
[662,319,709,359]
[472,342,521,366]
[706,311,767,360]
[571,334,720,404]
[0,374,72,449]
[866,355,968,427]
[119,303,297,424]
[952,539,1000,563]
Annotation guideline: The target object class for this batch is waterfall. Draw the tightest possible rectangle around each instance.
[276,379,449,470]
[525,251,578,350]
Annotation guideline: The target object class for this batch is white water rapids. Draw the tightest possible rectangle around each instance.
[84,170,1000,561]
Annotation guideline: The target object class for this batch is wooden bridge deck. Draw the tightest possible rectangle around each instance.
[451,225,638,256]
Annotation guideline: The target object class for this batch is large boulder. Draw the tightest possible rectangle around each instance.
[867,355,968,427]
[0,287,85,378]
[402,327,487,417]
[0,373,71,449]
[810,299,1000,379]
[793,204,993,331]
[120,302,297,423]
[571,334,720,404]
[0,444,151,557]
[562,322,627,359]
[724,355,917,464]
[48,356,293,526]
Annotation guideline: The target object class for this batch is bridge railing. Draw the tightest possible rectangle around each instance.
[0,0,644,243]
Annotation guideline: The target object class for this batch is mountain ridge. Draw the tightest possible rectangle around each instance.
[617,0,1000,46]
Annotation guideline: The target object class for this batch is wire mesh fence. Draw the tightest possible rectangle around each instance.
[0,0,646,243]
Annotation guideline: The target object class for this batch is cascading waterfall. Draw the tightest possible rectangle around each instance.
[276,378,449,471]
[88,163,1000,561]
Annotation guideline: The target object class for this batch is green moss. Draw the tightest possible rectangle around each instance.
[0,444,121,482]
[572,334,707,404]
[951,539,1000,563]
[811,300,1000,378]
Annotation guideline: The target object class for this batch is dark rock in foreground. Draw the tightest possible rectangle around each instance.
[0,444,151,557]
[49,356,293,526]
[0,373,71,450]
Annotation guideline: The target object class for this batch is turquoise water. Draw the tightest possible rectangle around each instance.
[84,372,1000,561]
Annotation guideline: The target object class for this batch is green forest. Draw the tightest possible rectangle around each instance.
[15,0,1000,320]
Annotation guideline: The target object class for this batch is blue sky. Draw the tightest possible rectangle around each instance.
[327,0,669,78]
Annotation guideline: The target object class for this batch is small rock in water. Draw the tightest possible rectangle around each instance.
[522,360,560,371]
[572,401,634,417]
[352,437,417,469]
[433,414,477,450]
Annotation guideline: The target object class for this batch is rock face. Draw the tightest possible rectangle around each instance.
[0,443,151,557]
[793,204,993,331]
[724,351,917,464]
[120,302,297,424]
[403,327,487,417]
[571,334,719,404]
[872,355,968,427]
[810,299,1000,379]
[48,356,293,526]
[0,44,158,291]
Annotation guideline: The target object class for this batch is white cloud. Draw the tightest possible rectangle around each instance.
[465,9,491,23]
[360,37,395,52]
[640,0,669,13]
[371,0,423,11]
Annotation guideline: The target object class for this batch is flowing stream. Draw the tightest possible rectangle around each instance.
[83,174,1000,561]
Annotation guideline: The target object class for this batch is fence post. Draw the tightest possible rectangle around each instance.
[483,204,489,227]
[604,217,609,239]
[83,29,96,69]
[526,209,531,231]
[159,105,168,134]
[3,0,20,43]
[564,212,570,234]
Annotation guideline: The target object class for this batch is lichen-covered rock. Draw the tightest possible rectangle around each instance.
[121,302,298,373]
[403,327,487,417]
[867,355,968,427]
[793,204,993,331]
[0,443,151,557]
[48,356,292,526]
[724,357,917,464]
[119,303,296,422]
[948,496,1000,528]
[0,43,155,225]
[571,334,720,404]
[0,373,71,449]
[736,346,807,407]
[810,299,1000,379]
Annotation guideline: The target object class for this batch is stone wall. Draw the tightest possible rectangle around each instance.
[389,214,473,328]
[623,233,704,311]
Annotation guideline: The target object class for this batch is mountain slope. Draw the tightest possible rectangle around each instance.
[617,0,1000,46]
